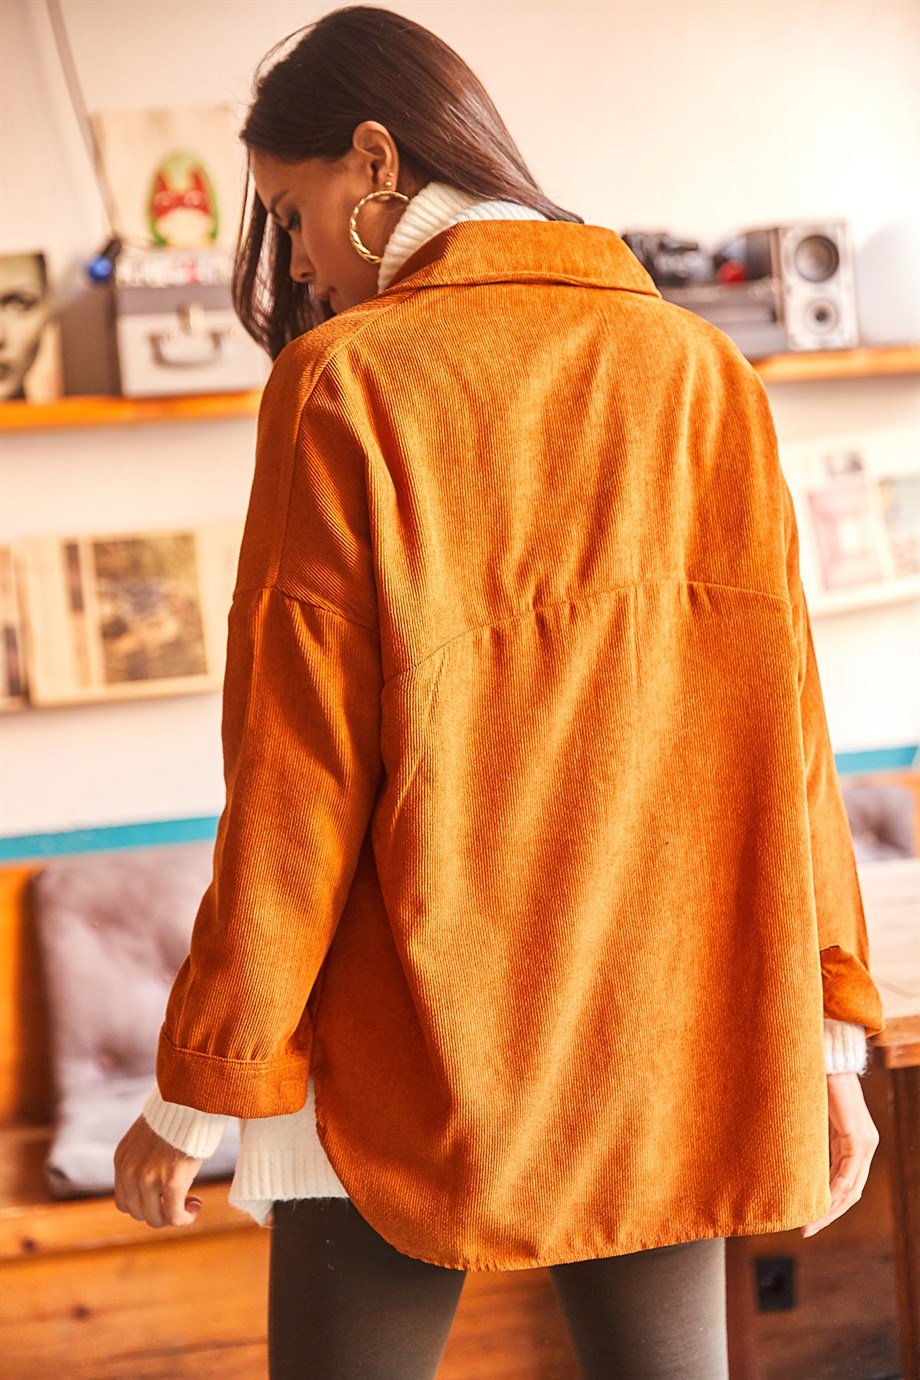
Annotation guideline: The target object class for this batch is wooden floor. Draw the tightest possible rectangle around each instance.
[2,1229,584,1378]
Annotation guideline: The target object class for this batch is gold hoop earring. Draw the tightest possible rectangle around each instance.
[349,179,409,263]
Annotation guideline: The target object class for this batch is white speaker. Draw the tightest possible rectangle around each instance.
[772,220,859,351]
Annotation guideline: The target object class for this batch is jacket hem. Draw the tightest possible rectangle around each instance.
[310,1082,834,1272]
[338,1208,834,1272]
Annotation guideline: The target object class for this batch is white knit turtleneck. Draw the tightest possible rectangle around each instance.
[140,186,870,1228]
[375,180,547,293]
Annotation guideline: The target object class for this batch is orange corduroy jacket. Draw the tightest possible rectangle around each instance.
[156,218,885,1270]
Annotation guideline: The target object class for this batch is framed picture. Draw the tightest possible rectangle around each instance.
[0,251,63,403]
[780,424,920,616]
[16,519,243,707]
[0,544,29,711]
[90,103,245,253]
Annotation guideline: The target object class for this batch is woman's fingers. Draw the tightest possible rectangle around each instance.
[800,1074,880,1237]
[139,1173,169,1229]
[113,1114,204,1228]
[800,1143,872,1236]
[119,1172,151,1225]
[159,1180,202,1228]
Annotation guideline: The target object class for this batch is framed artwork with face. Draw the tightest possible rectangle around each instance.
[0,251,63,403]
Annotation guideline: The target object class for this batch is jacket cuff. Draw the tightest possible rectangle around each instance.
[141,1083,229,1159]
[155,1027,310,1118]
[823,1019,869,1075]
[819,945,885,1037]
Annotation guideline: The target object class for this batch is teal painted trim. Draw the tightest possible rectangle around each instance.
[1,741,917,862]
[0,816,219,863]
[836,743,919,774]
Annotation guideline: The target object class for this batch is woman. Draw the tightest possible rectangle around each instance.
[114,7,884,1377]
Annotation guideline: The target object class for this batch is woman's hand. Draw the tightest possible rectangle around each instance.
[800,1072,880,1237]
[113,1115,204,1228]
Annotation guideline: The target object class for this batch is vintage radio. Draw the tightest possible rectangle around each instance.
[114,246,270,397]
[623,219,860,358]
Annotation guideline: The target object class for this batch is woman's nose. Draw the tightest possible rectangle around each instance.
[291,249,316,286]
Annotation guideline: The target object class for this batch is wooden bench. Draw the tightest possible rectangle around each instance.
[1,770,915,1376]
[0,857,587,1377]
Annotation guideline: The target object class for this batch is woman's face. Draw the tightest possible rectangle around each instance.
[249,121,415,315]
[0,254,49,401]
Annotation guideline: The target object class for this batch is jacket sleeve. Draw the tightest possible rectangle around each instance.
[154,585,382,1118]
[154,346,384,1119]
[780,474,885,1041]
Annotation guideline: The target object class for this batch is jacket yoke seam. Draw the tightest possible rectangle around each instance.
[382,576,793,688]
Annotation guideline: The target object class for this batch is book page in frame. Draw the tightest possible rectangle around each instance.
[17,519,243,707]
[0,544,29,711]
[779,423,920,612]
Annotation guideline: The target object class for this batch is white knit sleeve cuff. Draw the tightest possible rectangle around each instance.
[141,1083,228,1159]
[823,1019,869,1075]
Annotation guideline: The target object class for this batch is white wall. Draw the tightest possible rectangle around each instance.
[1,0,918,839]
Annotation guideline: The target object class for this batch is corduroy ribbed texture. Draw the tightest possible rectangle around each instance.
[143,184,557,1226]
[142,187,871,1202]
[150,210,885,1270]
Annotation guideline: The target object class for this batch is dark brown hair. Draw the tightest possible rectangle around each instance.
[233,4,583,360]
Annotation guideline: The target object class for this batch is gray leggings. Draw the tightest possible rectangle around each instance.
[267,1197,729,1379]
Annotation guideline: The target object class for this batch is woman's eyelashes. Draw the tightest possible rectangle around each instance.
[284,211,301,234]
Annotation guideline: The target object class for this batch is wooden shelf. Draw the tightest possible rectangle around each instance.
[752,342,919,383]
[1,345,917,434]
[0,389,264,433]
[809,574,920,618]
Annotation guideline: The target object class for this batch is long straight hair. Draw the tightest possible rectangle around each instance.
[233,4,583,360]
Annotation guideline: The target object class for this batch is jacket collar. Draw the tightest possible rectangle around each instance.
[377,218,662,301]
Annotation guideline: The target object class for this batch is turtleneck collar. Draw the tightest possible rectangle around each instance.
[376,180,548,293]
